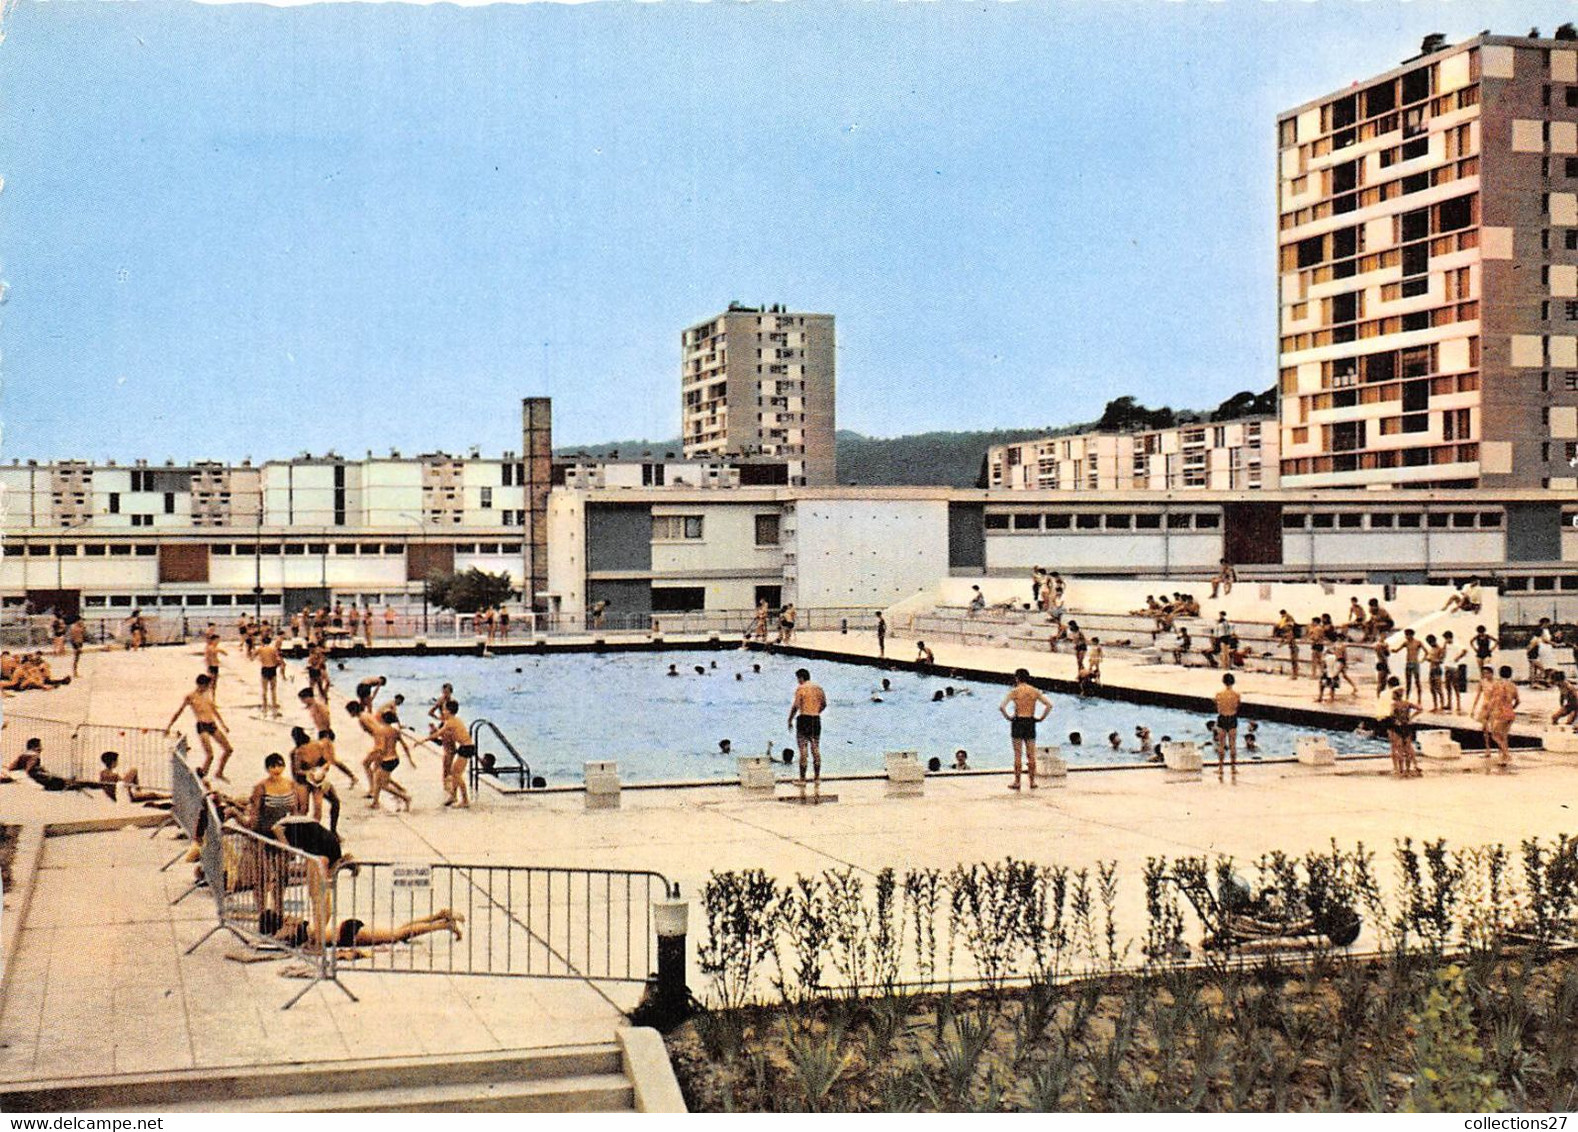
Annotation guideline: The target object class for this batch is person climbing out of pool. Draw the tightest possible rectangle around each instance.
[915,641,934,669]
[786,667,827,785]
[999,668,1051,792]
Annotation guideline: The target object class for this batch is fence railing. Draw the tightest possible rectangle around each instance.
[332,861,674,984]
[1,711,182,794]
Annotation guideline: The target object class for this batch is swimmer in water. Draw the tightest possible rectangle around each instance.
[1244,721,1259,754]
[666,664,680,677]
[1134,726,1152,754]
[1108,732,1122,752]
[953,749,969,770]
[1067,732,1083,747]
[718,739,732,755]
[932,690,945,702]
[694,665,706,676]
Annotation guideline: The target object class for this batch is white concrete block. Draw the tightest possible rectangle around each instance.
[1035,745,1068,785]
[737,756,776,793]
[1295,735,1337,766]
[1544,729,1578,754]
[585,760,621,809]
[885,750,925,796]
[1162,741,1202,773]
[1416,730,1462,760]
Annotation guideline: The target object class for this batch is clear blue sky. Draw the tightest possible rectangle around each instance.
[1,0,1570,462]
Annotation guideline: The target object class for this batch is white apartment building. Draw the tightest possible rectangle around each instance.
[985,418,1278,492]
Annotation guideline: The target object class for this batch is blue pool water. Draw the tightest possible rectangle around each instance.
[326,650,1380,784]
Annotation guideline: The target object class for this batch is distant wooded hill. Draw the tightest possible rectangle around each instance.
[553,388,1276,488]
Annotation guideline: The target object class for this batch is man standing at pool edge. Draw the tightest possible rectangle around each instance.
[999,668,1051,791]
[787,668,827,785]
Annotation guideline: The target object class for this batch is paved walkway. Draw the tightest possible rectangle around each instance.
[2,637,1576,1086]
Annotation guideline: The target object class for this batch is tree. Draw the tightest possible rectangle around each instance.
[1096,396,1174,433]
[426,568,515,613]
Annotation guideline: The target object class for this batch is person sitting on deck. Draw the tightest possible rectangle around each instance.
[1442,578,1483,614]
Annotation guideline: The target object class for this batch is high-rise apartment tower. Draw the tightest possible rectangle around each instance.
[681,304,836,486]
[1277,32,1578,491]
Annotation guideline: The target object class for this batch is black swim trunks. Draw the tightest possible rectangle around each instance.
[276,817,343,865]
[1010,717,1037,741]
[1216,714,1238,731]
[318,729,333,740]
[196,720,218,736]
[380,757,399,773]
[208,665,220,676]
[796,715,822,740]
[335,918,365,948]
[455,744,476,760]
[260,666,277,680]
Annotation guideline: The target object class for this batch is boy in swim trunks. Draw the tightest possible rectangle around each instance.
[256,633,287,718]
[999,668,1051,790]
[1213,674,1241,772]
[786,668,827,784]
[165,673,234,779]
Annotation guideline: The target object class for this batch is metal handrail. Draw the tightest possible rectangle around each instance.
[469,717,532,791]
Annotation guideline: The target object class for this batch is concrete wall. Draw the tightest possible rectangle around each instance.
[789,499,949,608]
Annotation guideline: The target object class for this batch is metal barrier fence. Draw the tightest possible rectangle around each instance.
[185,807,355,1009]
[0,711,182,794]
[69,722,179,793]
[0,711,76,772]
[333,861,674,984]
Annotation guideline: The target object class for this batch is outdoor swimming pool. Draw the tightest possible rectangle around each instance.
[328,650,1380,784]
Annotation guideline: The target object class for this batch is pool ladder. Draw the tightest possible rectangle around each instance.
[469,718,536,791]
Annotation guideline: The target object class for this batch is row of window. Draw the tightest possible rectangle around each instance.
[984,513,1223,533]
[1282,511,1502,531]
[1,542,526,558]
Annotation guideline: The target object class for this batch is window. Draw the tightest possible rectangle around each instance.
[164,493,176,514]
[1075,514,1101,530]
[1311,513,1336,529]
[108,493,120,514]
[1166,513,1191,529]
[480,487,492,510]
[307,543,328,555]
[130,514,153,527]
[754,514,780,546]
[1193,513,1220,529]
[283,544,305,555]
[1135,514,1162,530]
[1478,512,1502,528]
[1013,514,1041,530]
[211,544,232,555]
[1568,231,1578,250]
[651,586,705,613]
[109,544,132,556]
[1397,513,1422,528]
[1282,513,1308,530]
[653,515,703,541]
[1427,513,1450,528]
[1370,513,1395,528]
[984,515,1010,531]
[1044,514,1071,530]
[84,544,106,556]
[1338,513,1363,528]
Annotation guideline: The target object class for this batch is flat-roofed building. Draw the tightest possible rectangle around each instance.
[986,418,1278,492]
[1277,32,1578,490]
[681,304,836,486]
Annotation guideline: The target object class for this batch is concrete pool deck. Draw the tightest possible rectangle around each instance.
[3,635,1577,1090]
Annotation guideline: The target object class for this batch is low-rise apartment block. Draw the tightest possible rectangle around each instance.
[986,418,1278,492]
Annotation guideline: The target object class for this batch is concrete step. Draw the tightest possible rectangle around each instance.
[126,1072,636,1113]
[0,1043,625,1113]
